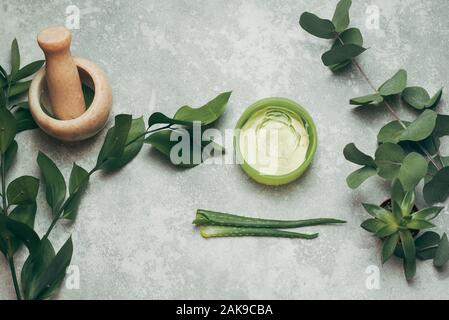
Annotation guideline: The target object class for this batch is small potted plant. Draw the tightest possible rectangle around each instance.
[360,180,449,280]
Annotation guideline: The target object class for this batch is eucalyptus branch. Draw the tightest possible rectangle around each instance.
[351,59,442,170]
[299,0,449,280]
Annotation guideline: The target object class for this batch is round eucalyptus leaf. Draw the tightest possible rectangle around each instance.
[334,27,363,47]
[378,69,407,96]
[434,233,449,268]
[426,88,443,108]
[423,167,449,204]
[434,114,449,138]
[332,0,352,32]
[375,143,406,180]
[399,109,437,142]
[397,152,427,191]
[402,86,430,110]
[346,166,377,189]
[299,12,337,39]
[377,121,406,144]
[343,143,376,167]
[321,44,366,66]
[350,93,383,106]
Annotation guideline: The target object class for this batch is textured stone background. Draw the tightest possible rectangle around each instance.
[0,0,448,300]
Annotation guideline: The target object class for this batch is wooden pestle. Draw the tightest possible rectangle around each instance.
[37,26,86,120]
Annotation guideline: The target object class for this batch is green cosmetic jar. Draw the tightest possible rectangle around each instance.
[234,97,318,186]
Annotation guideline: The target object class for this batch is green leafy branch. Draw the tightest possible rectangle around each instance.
[0,39,44,133]
[0,39,232,299]
[300,0,449,280]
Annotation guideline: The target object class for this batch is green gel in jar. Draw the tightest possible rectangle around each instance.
[235,98,317,186]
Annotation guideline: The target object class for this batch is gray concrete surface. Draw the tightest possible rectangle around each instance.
[0,0,449,300]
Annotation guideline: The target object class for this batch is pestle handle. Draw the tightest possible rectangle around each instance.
[38,26,86,120]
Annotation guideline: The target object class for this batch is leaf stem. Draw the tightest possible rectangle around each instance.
[2,152,21,300]
[7,244,21,300]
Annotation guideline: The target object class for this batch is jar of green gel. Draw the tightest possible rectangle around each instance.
[235,97,318,186]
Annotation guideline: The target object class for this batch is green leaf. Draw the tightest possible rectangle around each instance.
[397,152,427,191]
[1,140,17,173]
[350,93,383,106]
[337,27,363,46]
[21,239,55,300]
[402,87,430,110]
[321,44,366,66]
[377,121,406,144]
[376,224,398,237]
[9,203,37,228]
[148,112,193,128]
[14,108,38,133]
[28,237,73,300]
[100,117,145,171]
[346,166,377,189]
[12,60,44,82]
[37,151,67,212]
[362,203,397,225]
[382,233,399,263]
[0,108,17,153]
[332,0,352,32]
[361,218,386,233]
[426,88,443,109]
[62,163,89,220]
[174,91,232,125]
[0,65,7,83]
[399,110,437,142]
[403,257,416,281]
[391,179,405,205]
[7,175,39,205]
[415,231,440,261]
[0,87,6,108]
[378,69,407,96]
[299,12,337,39]
[343,143,376,167]
[399,229,416,280]
[375,143,406,180]
[407,219,435,230]
[416,232,441,250]
[10,39,20,79]
[423,167,449,204]
[96,114,132,169]
[434,233,449,267]
[8,81,31,98]
[145,128,222,168]
[6,218,40,255]
[327,29,361,72]
[9,205,38,255]
[413,207,443,221]
[433,114,449,138]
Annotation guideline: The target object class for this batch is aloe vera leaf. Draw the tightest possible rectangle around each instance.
[193,209,346,228]
[199,226,319,239]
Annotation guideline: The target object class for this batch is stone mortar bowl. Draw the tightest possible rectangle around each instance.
[28,57,112,142]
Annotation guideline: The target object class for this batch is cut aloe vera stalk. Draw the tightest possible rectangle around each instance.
[200,226,319,239]
[193,209,346,229]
